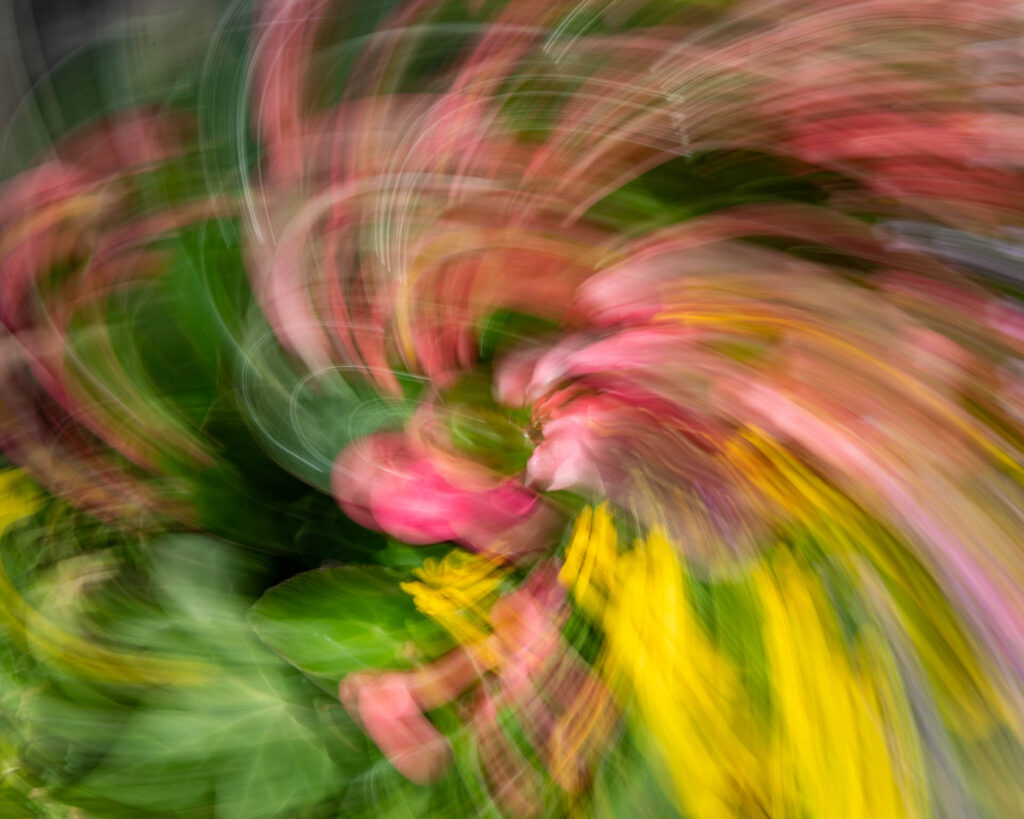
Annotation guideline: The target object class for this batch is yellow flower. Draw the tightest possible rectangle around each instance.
[401,549,509,646]
[561,505,759,817]
[560,502,930,819]
[755,552,925,819]
[733,426,1014,740]
[0,469,42,534]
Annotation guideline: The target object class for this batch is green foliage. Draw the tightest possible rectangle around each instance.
[249,566,450,690]
[0,523,368,818]
[587,150,853,235]
[588,722,679,818]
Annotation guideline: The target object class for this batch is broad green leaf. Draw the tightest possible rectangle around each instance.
[249,566,444,686]
[214,698,339,819]
[57,536,350,818]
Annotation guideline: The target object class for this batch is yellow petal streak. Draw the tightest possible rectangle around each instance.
[401,548,510,646]
[561,503,929,819]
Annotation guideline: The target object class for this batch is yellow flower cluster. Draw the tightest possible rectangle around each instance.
[729,427,1014,740]
[401,548,510,647]
[560,501,928,819]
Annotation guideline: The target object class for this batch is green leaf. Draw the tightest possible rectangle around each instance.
[589,723,680,818]
[56,536,349,818]
[248,566,439,687]
[214,697,339,819]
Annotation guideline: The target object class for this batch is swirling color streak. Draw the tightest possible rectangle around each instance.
[3,0,1024,816]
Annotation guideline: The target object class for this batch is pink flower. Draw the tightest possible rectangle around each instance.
[332,431,551,556]
[495,325,702,406]
[512,372,758,560]
[338,564,571,789]
[345,672,452,785]
[339,647,481,785]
